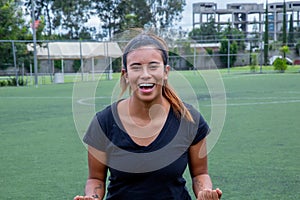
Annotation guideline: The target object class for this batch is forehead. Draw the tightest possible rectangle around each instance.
[126,46,163,64]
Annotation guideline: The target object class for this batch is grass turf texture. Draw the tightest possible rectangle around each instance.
[0,70,299,199]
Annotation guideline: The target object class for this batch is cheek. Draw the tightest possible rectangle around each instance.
[126,73,139,86]
[157,71,168,81]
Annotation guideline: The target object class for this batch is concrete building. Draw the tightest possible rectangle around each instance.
[193,1,300,40]
[268,1,300,40]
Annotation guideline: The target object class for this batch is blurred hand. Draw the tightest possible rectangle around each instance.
[197,188,222,200]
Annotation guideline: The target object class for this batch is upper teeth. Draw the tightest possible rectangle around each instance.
[139,83,154,87]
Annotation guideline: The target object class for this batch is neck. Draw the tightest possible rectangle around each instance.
[128,97,169,119]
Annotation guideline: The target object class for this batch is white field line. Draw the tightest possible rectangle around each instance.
[221,73,300,79]
[202,99,300,107]
[0,96,72,99]
[76,97,111,106]
[1,96,300,107]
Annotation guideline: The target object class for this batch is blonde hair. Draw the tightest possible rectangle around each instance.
[120,33,194,123]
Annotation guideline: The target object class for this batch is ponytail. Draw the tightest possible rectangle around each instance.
[162,81,194,123]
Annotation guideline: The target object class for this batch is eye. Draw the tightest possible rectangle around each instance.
[148,65,160,70]
[130,65,142,71]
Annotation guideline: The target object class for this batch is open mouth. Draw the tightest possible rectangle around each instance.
[138,83,155,91]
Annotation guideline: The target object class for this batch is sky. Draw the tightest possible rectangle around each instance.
[177,0,282,30]
[85,0,284,34]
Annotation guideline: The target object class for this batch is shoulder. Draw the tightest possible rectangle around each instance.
[183,102,202,121]
[96,101,120,121]
[183,102,210,143]
[94,103,118,131]
[96,104,113,119]
[183,103,199,114]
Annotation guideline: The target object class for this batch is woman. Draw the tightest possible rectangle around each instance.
[74,33,222,200]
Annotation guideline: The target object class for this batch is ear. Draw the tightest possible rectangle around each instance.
[164,65,170,80]
[121,68,126,75]
[121,68,129,83]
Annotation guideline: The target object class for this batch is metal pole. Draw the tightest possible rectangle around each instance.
[12,41,18,87]
[260,37,263,73]
[104,42,108,80]
[109,57,112,80]
[227,39,230,73]
[47,42,52,82]
[106,42,112,80]
[31,0,38,87]
[91,57,95,81]
[80,40,84,81]
[193,46,196,70]
[30,63,32,85]
[22,63,24,80]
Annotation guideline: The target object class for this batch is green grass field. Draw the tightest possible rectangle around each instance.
[0,69,299,199]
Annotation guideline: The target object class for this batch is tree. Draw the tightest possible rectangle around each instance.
[24,0,53,36]
[92,0,185,39]
[92,0,148,39]
[52,0,92,39]
[219,38,238,68]
[282,0,287,45]
[288,12,294,46]
[147,0,186,29]
[217,23,243,68]
[92,0,123,39]
[264,0,269,65]
[21,0,185,40]
[296,40,300,55]
[116,0,152,32]
[0,0,28,40]
[222,23,245,51]
[0,0,29,68]
[188,17,219,42]
[273,57,287,72]
[281,45,289,59]
[24,0,93,39]
[168,40,194,70]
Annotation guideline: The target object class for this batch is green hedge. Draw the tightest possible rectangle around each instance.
[0,77,27,87]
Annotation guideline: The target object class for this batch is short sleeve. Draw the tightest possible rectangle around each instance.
[184,103,210,145]
[191,114,210,145]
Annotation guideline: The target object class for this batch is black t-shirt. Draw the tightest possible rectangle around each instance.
[83,102,210,200]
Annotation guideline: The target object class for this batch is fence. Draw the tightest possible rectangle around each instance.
[0,38,299,86]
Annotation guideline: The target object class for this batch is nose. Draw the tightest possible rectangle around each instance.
[141,66,151,79]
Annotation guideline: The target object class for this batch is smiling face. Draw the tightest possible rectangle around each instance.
[124,46,170,104]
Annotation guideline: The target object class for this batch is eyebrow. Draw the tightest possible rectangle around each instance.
[129,61,161,66]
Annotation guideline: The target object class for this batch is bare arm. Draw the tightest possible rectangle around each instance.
[74,146,108,200]
[189,138,222,200]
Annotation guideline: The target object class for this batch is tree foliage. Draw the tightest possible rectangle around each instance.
[219,38,238,68]
[264,0,269,65]
[288,14,294,46]
[22,0,185,40]
[273,57,287,72]
[92,0,152,38]
[91,0,122,39]
[147,0,186,28]
[23,0,53,35]
[280,45,289,59]
[217,23,243,68]
[282,0,287,45]
[0,0,29,67]
[0,0,28,40]
[92,0,185,39]
[221,24,245,51]
[188,21,243,68]
[24,0,93,39]
[188,17,219,42]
